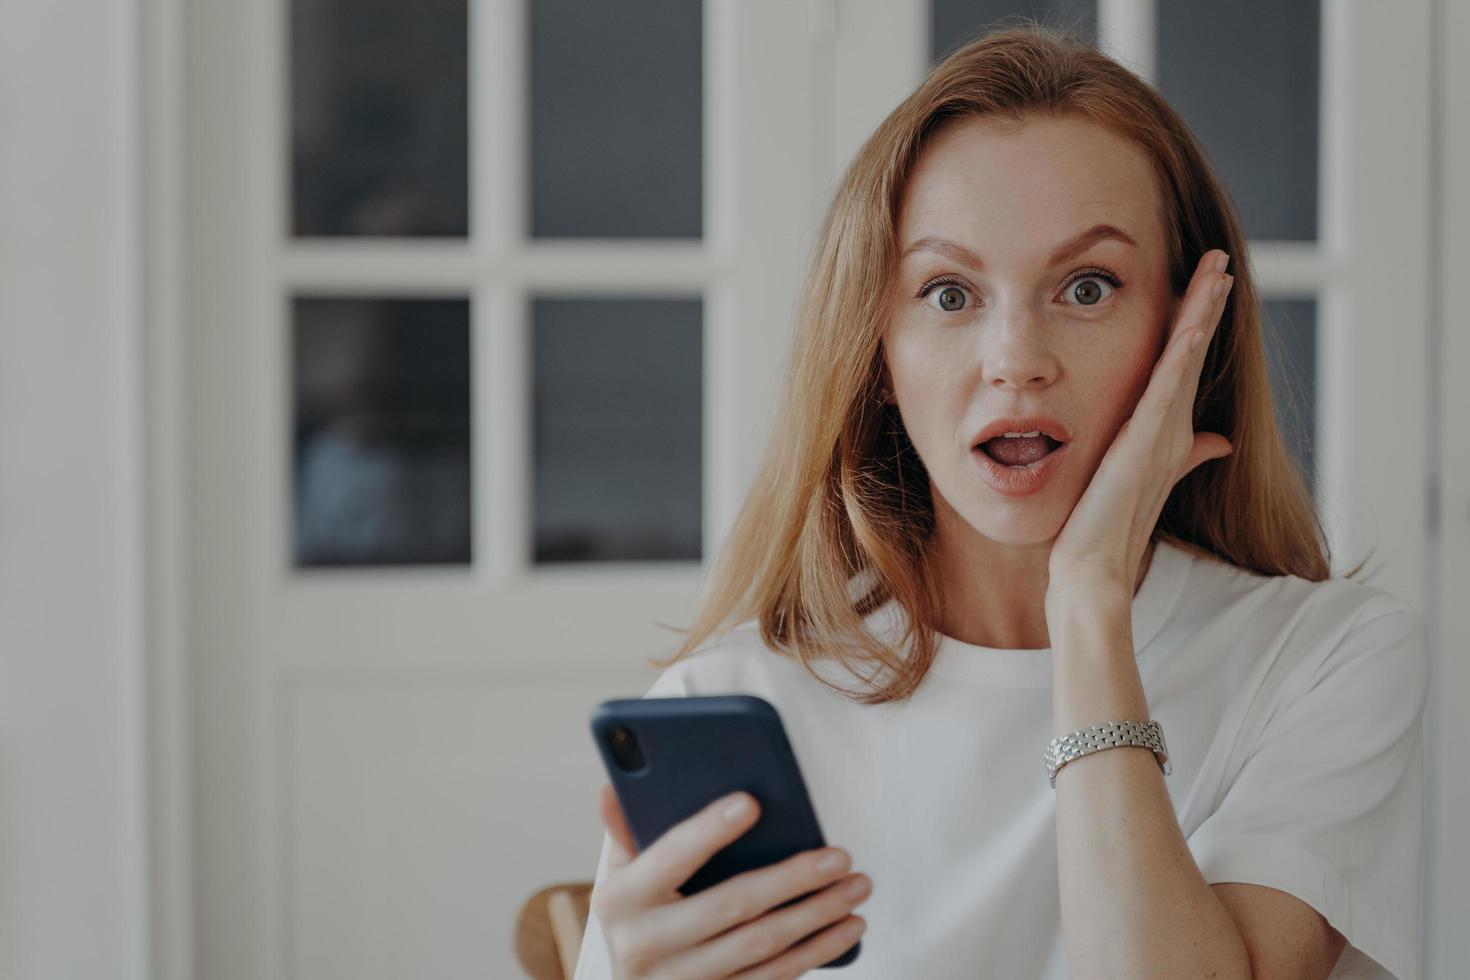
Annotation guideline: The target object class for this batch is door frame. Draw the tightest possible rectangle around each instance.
[141,0,194,975]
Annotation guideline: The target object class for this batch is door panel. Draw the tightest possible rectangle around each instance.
[188,1,822,976]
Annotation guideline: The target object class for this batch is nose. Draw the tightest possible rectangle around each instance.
[980,309,1059,390]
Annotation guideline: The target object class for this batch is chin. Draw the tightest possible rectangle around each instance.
[938,486,1070,545]
[966,513,1064,546]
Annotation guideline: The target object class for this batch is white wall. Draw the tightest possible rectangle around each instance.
[0,2,151,978]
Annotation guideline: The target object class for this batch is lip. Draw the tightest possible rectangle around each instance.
[971,440,1070,497]
[969,415,1072,447]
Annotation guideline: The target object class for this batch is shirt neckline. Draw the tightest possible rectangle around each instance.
[861,539,1193,688]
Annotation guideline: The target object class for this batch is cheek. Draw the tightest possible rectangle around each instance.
[883,336,963,452]
[884,330,952,398]
[1072,336,1161,442]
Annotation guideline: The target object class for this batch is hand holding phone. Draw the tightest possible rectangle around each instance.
[591,784,870,978]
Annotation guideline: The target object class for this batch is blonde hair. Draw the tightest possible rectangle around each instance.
[650,21,1367,705]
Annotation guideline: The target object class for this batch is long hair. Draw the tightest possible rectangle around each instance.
[650,21,1367,705]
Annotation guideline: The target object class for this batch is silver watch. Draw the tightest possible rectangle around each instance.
[1044,719,1171,789]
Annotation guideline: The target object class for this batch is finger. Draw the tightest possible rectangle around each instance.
[726,915,867,980]
[1170,250,1230,346]
[621,790,762,906]
[599,783,639,870]
[1184,432,1235,476]
[1179,271,1234,406]
[667,872,871,979]
[643,845,857,953]
[1147,269,1233,421]
[1198,271,1234,350]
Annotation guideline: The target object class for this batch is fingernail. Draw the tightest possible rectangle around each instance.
[722,794,752,821]
[843,875,871,900]
[1211,278,1226,302]
[1189,330,1204,351]
[1215,252,1230,273]
[817,850,848,874]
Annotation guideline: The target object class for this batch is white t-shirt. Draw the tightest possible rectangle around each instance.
[571,539,1429,979]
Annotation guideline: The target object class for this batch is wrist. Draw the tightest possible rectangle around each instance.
[1045,588,1133,661]
[1045,580,1131,623]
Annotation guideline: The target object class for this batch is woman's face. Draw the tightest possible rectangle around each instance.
[882,113,1178,546]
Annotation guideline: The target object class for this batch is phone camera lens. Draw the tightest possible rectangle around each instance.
[607,725,646,772]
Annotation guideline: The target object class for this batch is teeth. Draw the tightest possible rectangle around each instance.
[1001,430,1042,438]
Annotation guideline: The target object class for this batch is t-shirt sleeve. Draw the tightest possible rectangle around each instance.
[571,664,692,980]
[1185,599,1430,980]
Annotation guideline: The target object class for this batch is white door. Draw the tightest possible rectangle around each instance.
[185,1,837,976]
[185,1,1437,977]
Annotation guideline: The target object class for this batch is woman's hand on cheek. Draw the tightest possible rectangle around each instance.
[1044,249,1236,611]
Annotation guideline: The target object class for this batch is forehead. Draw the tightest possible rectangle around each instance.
[897,114,1164,255]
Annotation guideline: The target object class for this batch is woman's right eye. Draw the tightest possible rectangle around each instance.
[916,277,971,313]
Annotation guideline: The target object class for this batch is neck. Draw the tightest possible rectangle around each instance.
[928,520,1157,650]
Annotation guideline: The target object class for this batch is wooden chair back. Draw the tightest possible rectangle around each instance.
[515,881,595,979]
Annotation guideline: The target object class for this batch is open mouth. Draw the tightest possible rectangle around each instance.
[975,434,1065,468]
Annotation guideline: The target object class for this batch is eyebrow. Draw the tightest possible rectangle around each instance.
[900,223,1139,271]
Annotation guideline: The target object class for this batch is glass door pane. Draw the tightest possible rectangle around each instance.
[1158,1,1320,241]
[529,0,703,239]
[931,0,1098,62]
[290,0,469,236]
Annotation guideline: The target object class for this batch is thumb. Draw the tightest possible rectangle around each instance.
[1185,433,1234,476]
[599,782,639,869]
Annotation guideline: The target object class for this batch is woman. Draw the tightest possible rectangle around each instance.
[573,23,1427,980]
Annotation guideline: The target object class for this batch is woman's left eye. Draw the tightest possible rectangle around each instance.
[1062,268,1124,306]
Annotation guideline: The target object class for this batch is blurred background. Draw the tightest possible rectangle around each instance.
[0,0,1465,977]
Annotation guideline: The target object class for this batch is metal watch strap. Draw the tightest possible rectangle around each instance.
[1044,719,1171,789]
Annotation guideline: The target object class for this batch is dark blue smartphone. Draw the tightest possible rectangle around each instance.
[589,693,861,968]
